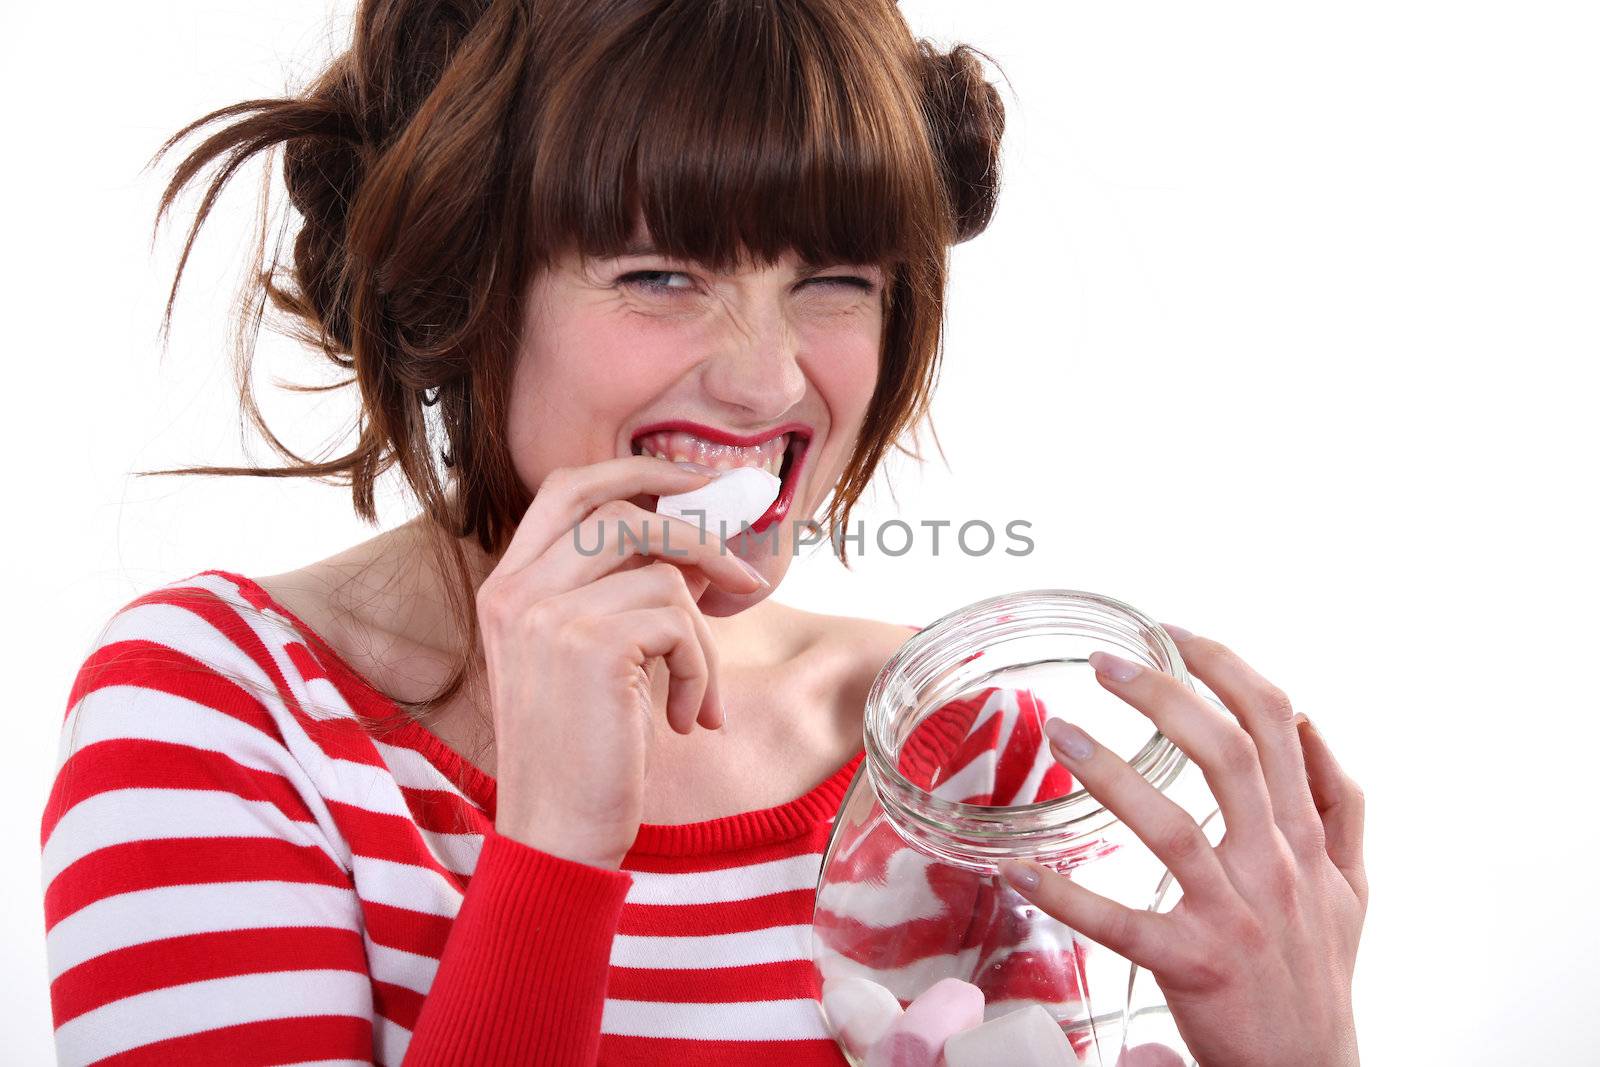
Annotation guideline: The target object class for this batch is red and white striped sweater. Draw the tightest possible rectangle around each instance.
[42,569,1075,1065]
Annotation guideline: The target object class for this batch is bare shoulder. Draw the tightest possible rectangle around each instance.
[250,528,422,681]
[250,564,364,663]
[251,520,435,657]
[762,600,917,664]
[820,608,920,659]
[764,601,920,738]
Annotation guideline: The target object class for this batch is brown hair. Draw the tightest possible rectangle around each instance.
[131,0,1008,763]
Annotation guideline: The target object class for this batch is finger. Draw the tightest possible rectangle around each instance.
[1042,719,1235,907]
[551,563,726,731]
[997,858,1183,975]
[499,456,719,572]
[1085,650,1279,847]
[1298,718,1367,903]
[548,499,766,596]
[681,569,712,603]
[611,605,714,736]
[1160,629,1325,857]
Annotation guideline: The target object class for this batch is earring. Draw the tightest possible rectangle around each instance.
[421,385,451,465]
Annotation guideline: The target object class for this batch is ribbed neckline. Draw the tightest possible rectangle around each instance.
[206,570,867,857]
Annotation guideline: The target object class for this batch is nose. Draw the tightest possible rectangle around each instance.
[698,304,807,421]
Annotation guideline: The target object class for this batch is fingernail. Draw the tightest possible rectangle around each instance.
[673,461,719,476]
[732,554,769,587]
[1044,719,1095,761]
[998,859,1040,892]
[1161,621,1194,641]
[1088,650,1141,683]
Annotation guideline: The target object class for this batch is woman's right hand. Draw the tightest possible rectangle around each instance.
[476,456,769,870]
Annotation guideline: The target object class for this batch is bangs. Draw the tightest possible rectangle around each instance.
[527,0,945,272]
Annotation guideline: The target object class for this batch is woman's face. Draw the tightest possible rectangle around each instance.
[505,223,886,615]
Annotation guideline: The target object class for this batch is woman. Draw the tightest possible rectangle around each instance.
[41,0,1366,1064]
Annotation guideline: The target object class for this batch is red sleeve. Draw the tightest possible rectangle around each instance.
[402,831,633,1066]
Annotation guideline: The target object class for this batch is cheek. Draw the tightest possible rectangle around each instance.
[807,324,880,428]
[536,315,679,396]
[506,315,686,480]
[802,327,881,493]
[837,344,880,419]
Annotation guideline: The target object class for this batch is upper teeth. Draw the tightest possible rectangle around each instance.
[633,430,792,478]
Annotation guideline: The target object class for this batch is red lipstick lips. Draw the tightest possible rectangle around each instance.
[628,420,813,536]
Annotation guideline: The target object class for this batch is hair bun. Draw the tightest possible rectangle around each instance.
[917,41,1007,244]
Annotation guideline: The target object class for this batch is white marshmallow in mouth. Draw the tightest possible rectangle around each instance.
[656,464,782,535]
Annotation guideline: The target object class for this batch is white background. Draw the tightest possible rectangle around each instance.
[4,1,1595,1063]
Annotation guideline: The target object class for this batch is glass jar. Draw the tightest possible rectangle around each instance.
[811,590,1227,1067]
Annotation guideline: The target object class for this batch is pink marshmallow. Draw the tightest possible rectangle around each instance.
[939,1004,1073,1066]
[822,976,904,1059]
[865,978,985,1067]
[866,1030,942,1067]
[1116,1043,1186,1067]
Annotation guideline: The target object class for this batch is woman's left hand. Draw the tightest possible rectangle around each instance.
[997,626,1368,1067]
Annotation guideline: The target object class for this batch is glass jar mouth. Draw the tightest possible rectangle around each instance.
[862,588,1194,869]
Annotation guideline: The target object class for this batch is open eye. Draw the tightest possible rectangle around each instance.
[619,270,696,293]
[616,269,878,296]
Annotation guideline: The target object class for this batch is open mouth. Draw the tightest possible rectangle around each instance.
[631,428,812,534]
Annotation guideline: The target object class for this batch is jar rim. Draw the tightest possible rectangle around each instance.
[862,588,1195,866]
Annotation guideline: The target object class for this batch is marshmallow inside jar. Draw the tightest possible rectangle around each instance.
[655,464,782,539]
